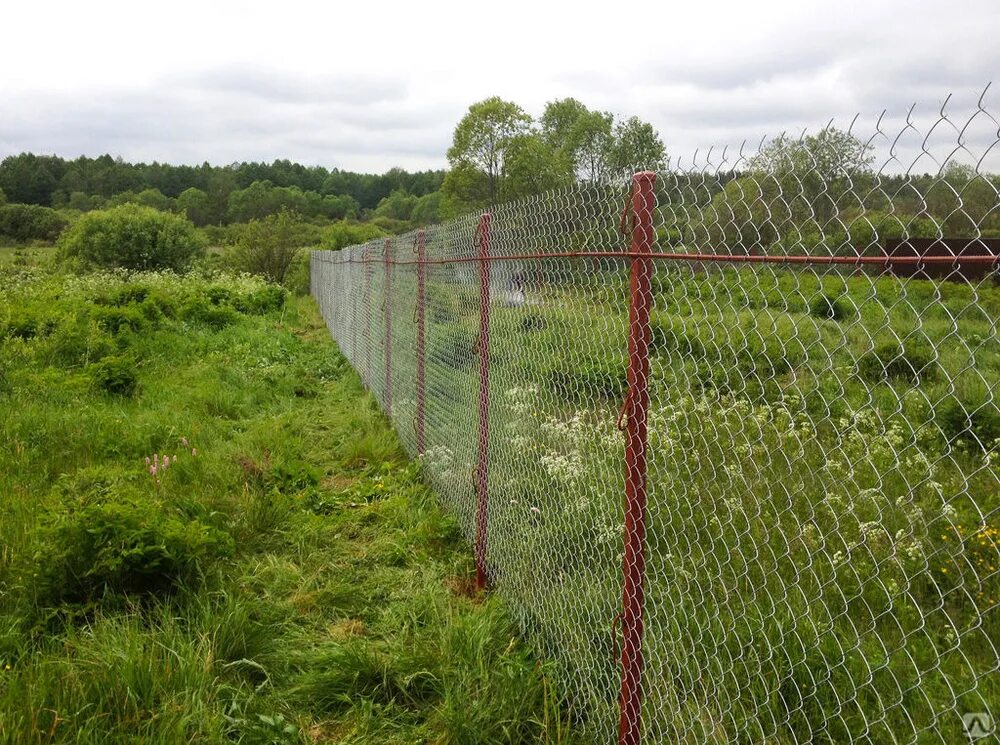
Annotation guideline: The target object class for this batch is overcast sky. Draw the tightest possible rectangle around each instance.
[1,0,998,174]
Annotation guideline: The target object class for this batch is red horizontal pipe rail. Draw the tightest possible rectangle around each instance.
[314,249,1000,268]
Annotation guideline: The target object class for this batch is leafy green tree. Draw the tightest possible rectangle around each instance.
[231,209,304,283]
[0,204,68,243]
[440,164,492,218]
[504,133,574,199]
[610,116,668,178]
[750,128,874,223]
[540,98,591,150]
[322,221,389,250]
[58,204,203,271]
[64,191,106,211]
[541,99,666,183]
[227,181,308,222]
[374,190,419,221]
[411,192,443,225]
[177,188,213,227]
[924,163,1000,237]
[0,187,6,206]
[445,97,532,206]
[0,153,62,205]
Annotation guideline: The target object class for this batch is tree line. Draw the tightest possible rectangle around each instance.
[0,153,445,219]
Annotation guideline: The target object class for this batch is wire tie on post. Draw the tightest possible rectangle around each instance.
[616,391,632,432]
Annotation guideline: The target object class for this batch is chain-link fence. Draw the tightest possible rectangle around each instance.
[311,93,1000,744]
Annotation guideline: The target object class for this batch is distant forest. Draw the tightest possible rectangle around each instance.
[0,152,445,225]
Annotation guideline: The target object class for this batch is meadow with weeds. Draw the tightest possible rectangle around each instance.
[323,246,1000,743]
[0,261,574,744]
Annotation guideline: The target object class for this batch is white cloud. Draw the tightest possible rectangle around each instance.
[0,0,997,172]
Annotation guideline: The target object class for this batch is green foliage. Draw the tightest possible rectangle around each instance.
[322,221,389,250]
[809,293,852,321]
[0,204,68,243]
[58,204,203,271]
[180,297,238,330]
[39,495,233,605]
[232,285,287,315]
[91,355,139,396]
[410,191,442,225]
[446,97,533,206]
[0,273,566,742]
[230,209,305,284]
[373,189,419,221]
[857,341,936,384]
[176,187,213,227]
[92,305,147,335]
[938,395,1000,450]
[547,357,627,401]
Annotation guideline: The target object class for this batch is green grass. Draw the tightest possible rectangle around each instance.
[362,259,1000,743]
[0,265,575,744]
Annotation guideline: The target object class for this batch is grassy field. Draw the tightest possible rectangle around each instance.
[328,255,1000,743]
[0,265,574,743]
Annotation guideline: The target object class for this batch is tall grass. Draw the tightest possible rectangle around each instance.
[0,265,574,743]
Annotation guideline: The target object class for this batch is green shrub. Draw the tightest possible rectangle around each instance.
[230,210,304,284]
[938,397,1000,450]
[232,285,286,315]
[39,495,233,604]
[180,298,238,330]
[91,355,138,396]
[101,284,150,307]
[322,221,389,251]
[92,306,146,335]
[3,312,54,340]
[58,204,204,271]
[810,293,852,321]
[520,314,547,332]
[548,358,627,401]
[430,328,476,370]
[858,341,936,384]
[206,285,231,305]
[0,204,67,243]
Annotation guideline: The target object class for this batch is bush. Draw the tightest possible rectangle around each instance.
[858,341,936,384]
[91,355,138,396]
[92,306,147,335]
[230,209,304,284]
[58,204,204,271]
[322,221,389,251]
[3,312,55,340]
[180,297,238,330]
[548,358,627,401]
[102,283,150,307]
[40,495,233,604]
[809,293,852,321]
[232,286,286,315]
[938,397,1000,450]
[0,204,68,243]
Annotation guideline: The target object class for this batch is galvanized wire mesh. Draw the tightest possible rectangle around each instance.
[311,92,1000,744]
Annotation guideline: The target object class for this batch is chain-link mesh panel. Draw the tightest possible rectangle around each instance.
[311,93,1000,744]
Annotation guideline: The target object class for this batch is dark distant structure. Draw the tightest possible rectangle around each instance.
[883,238,1000,282]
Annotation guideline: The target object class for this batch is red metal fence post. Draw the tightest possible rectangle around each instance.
[617,171,657,745]
[474,213,492,590]
[384,238,393,416]
[415,230,427,454]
